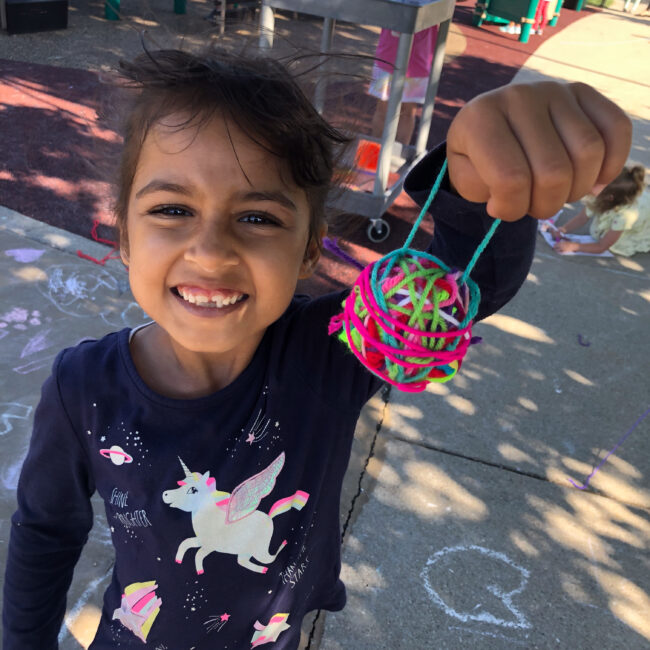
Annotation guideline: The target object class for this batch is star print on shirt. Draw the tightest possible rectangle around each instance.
[204,612,231,633]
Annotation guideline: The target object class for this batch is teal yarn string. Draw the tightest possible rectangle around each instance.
[371,160,451,351]
[374,159,502,288]
[461,217,501,285]
[372,158,501,321]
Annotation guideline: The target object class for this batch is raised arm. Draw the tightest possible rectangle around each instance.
[404,81,632,319]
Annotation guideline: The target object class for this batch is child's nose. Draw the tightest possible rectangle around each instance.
[184,224,239,272]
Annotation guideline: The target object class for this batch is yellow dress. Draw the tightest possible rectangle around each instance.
[588,187,650,256]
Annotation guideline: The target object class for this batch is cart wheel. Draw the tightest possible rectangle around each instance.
[367,218,390,243]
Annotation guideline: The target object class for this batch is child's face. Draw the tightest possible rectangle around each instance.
[123,113,318,362]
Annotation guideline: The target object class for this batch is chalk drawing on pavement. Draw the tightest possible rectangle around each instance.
[36,264,148,327]
[0,402,33,490]
[101,301,149,329]
[7,328,57,375]
[13,357,56,375]
[449,625,529,647]
[2,454,27,491]
[20,328,52,358]
[0,315,55,373]
[421,545,531,630]
[5,248,46,263]
[0,402,33,436]
[37,265,119,317]
[0,307,42,330]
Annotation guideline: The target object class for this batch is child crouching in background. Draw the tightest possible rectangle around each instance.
[555,164,649,256]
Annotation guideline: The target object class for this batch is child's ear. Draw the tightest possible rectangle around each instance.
[299,223,327,279]
[119,238,130,267]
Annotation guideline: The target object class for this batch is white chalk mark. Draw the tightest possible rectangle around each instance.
[421,545,531,630]
[20,328,52,358]
[1,453,27,490]
[4,248,45,263]
[89,518,114,547]
[0,402,32,436]
[37,265,148,327]
[38,265,118,317]
[100,301,149,329]
[13,356,55,375]
[0,307,29,323]
[449,625,528,646]
[58,569,112,644]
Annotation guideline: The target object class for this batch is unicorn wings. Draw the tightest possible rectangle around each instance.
[226,452,285,524]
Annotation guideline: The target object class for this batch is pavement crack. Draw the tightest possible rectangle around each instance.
[340,382,391,543]
[389,432,552,483]
[305,383,392,649]
[387,432,650,510]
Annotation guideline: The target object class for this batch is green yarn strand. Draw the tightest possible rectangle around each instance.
[399,158,502,286]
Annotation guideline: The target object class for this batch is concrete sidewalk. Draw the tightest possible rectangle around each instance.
[0,3,648,650]
[316,3,650,648]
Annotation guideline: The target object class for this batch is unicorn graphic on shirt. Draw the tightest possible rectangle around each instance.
[162,452,309,574]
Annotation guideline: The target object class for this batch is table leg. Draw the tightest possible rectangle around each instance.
[259,2,275,49]
[414,18,450,156]
[374,31,414,197]
[105,0,120,20]
[220,0,226,34]
[313,17,335,114]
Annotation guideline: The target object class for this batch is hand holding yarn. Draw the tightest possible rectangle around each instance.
[328,160,501,392]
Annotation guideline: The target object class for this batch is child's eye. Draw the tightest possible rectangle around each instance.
[149,205,192,218]
[239,213,279,226]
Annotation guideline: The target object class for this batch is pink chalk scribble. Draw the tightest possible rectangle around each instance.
[568,406,649,490]
[5,248,45,263]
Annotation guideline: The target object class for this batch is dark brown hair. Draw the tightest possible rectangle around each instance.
[591,164,646,214]
[114,47,351,252]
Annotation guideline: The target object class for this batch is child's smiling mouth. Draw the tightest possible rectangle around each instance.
[172,285,248,311]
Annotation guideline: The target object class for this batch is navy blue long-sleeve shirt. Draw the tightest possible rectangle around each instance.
[3,145,536,649]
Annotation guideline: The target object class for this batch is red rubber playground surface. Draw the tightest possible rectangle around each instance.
[0,0,594,295]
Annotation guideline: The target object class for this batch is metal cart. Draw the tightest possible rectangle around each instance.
[259,0,456,242]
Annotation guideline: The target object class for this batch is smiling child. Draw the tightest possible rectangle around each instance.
[3,48,631,649]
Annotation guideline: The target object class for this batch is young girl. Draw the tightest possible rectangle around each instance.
[2,47,631,649]
[554,164,649,256]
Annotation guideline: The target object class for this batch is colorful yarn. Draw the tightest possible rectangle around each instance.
[329,160,501,392]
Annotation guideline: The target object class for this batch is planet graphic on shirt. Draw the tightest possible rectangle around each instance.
[100,445,133,465]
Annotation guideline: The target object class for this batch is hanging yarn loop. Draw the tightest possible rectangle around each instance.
[329,159,501,392]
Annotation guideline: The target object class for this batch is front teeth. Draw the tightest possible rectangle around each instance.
[178,288,243,308]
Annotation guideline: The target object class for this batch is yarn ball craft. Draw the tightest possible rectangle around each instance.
[328,160,500,392]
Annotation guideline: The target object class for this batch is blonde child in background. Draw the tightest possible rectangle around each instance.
[555,164,649,256]
[2,45,632,650]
